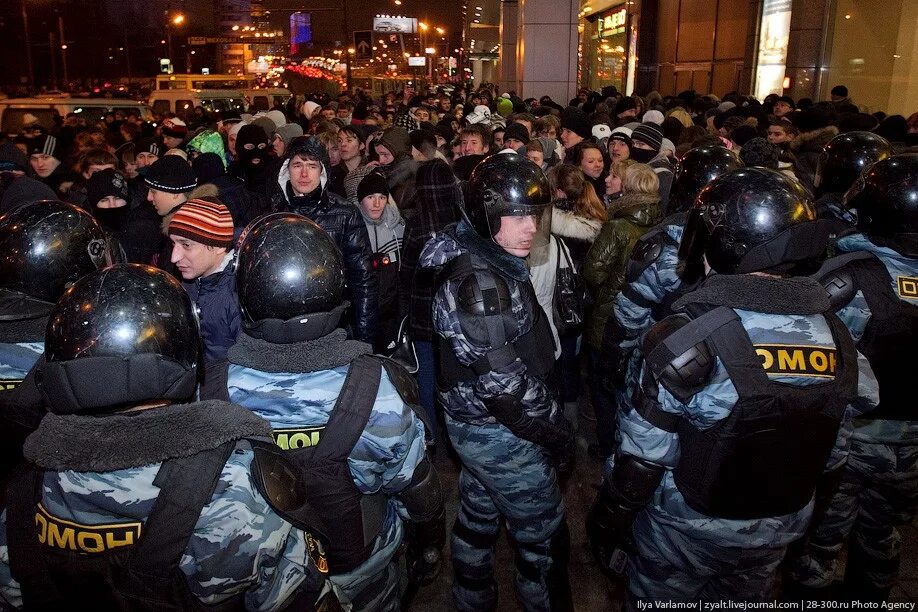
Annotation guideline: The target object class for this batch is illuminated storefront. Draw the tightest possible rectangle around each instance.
[580,5,633,94]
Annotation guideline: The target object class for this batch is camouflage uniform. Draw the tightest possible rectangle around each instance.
[617,276,878,602]
[604,213,689,414]
[785,233,918,594]
[0,401,326,610]
[226,332,428,612]
[421,225,569,612]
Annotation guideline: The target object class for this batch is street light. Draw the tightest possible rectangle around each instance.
[166,12,187,73]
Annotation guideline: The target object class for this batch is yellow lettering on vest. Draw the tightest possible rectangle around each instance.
[829,351,837,373]
[35,512,47,545]
[0,380,22,392]
[77,532,105,553]
[778,349,805,371]
[288,432,312,449]
[47,523,76,550]
[756,348,774,370]
[809,351,830,373]
[106,530,136,550]
[275,433,290,450]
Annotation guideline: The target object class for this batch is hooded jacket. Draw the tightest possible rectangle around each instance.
[377,128,419,211]
[358,201,405,352]
[550,203,603,270]
[583,192,662,349]
[271,146,379,343]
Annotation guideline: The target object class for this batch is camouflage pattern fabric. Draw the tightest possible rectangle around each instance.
[0,343,43,389]
[0,443,323,609]
[615,302,878,601]
[785,234,918,591]
[227,362,427,611]
[446,414,566,612]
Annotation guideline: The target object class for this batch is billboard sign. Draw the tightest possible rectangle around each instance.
[373,15,418,34]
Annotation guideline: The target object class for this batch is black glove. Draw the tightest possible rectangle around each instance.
[484,393,574,451]
[405,508,445,586]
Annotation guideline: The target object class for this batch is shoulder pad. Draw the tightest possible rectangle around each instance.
[457,269,513,317]
[626,231,674,283]
[821,268,858,312]
[643,315,714,403]
[250,438,327,537]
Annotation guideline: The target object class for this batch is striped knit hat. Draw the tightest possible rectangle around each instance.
[28,134,59,159]
[168,197,234,248]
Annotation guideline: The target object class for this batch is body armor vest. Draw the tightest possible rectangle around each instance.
[646,304,859,519]
[437,252,556,390]
[6,442,245,611]
[818,252,918,420]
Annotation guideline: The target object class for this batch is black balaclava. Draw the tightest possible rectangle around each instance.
[236,124,270,172]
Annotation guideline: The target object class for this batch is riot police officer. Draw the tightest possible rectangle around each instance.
[0,200,109,495]
[597,145,742,411]
[813,131,892,229]
[784,154,918,601]
[420,152,574,611]
[225,213,443,612]
[587,168,879,603]
[0,264,326,609]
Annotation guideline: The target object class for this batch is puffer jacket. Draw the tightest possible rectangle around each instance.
[271,157,379,343]
[583,192,662,349]
[183,250,240,364]
[791,126,839,195]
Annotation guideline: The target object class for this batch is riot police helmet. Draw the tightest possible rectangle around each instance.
[0,200,109,319]
[844,153,918,257]
[814,131,892,197]
[679,168,831,275]
[668,145,743,214]
[465,152,552,245]
[235,213,346,343]
[41,264,200,414]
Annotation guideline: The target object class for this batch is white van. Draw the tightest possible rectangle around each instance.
[148,89,248,116]
[0,97,154,137]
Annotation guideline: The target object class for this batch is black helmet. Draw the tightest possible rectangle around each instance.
[0,200,109,319]
[844,154,918,257]
[815,131,892,197]
[465,152,552,240]
[41,264,200,415]
[236,213,346,343]
[679,168,831,275]
[669,145,743,214]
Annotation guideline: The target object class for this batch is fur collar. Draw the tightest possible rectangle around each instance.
[24,400,271,472]
[228,328,371,373]
[551,207,602,241]
[790,126,839,153]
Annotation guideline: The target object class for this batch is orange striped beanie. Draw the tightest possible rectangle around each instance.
[168,197,234,248]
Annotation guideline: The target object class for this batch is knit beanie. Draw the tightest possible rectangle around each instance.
[161,118,188,140]
[357,171,390,201]
[560,107,591,140]
[28,134,60,160]
[630,123,664,152]
[144,156,197,193]
[739,137,780,169]
[87,169,129,206]
[192,152,228,184]
[168,197,234,248]
[228,121,248,139]
[504,122,531,145]
[730,125,759,147]
[591,124,612,142]
[134,137,164,158]
[274,123,304,148]
[642,110,665,125]
[377,127,412,160]
[496,97,513,118]
[301,100,321,119]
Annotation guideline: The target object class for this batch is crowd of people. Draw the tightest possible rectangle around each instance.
[0,79,916,610]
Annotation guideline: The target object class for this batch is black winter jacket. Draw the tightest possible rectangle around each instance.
[182,252,240,364]
[271,160,379,342]
[208,174,271,228]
